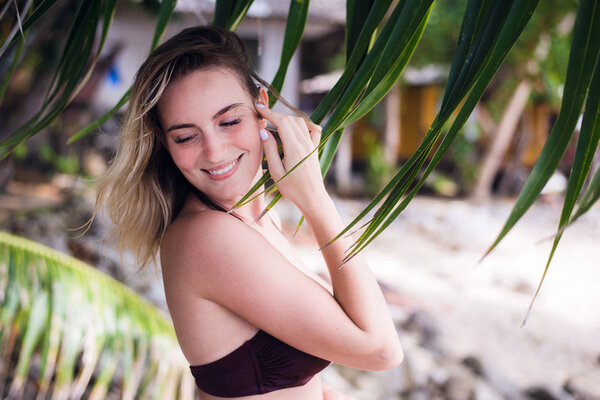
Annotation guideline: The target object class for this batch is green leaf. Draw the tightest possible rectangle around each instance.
[228,0,254,31]
[571,159,600,222]
[0,0,103,157]
[340,0,540,260]
[318,0,432,173]
[485,0,600,257]
[0,231,191,398]
[311,0,393,125]
[519,56,600,324]
[269,0,310,107]
[338,10,429,129]
[345,0,375,62]
[213,0,235,28]
[13,291,49,384]
[0,0,59,58]
[212,0,254,31]
[150,0,177,50]
[67,89,131,144]
[0,24,26,106]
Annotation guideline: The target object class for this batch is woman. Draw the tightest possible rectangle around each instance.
[95,25,403,399]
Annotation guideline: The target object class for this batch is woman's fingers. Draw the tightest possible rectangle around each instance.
[309,129,321,148]
[256,105,320,150]
[260,128,285,180]
[255,105,298,151]
[255,104,323,183]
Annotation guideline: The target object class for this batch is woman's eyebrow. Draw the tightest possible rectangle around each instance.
[166,103,245,133]
[213,103,244,120]
[166,123,195,133]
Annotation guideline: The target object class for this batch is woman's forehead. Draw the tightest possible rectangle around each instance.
[157,68,251,121]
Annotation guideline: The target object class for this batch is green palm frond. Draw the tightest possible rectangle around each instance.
[213,0,254,31]
[233,0,434,211]
[0,231,193,399]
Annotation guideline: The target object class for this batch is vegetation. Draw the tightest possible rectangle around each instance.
[0,231,193,398]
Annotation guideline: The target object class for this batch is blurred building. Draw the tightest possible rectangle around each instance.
[94,0,346,115]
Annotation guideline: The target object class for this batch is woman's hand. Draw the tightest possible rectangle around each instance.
[255,104,326,213]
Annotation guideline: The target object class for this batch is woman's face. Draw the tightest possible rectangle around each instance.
[157,67,267,207]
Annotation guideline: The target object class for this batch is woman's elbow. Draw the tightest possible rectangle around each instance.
[370,339,404,370]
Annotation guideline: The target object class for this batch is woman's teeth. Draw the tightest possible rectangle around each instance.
[207,157,239,175]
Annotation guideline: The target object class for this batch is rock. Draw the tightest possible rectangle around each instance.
[524,386,560,400]
[400,310,439,350]
[462,355,484,376]
[428,366,451,388]
[563,377,600,399]
[472,379,505,400]
[398,341,440,392]
[442,364,478,400]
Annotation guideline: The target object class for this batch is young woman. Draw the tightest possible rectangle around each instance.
[95,25,403,399]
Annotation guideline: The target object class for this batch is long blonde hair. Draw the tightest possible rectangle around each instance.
[91,25,268,272]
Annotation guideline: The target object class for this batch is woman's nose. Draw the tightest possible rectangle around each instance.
[201,132,227,164]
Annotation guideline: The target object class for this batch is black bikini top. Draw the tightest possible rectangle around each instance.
[189,329,331,397]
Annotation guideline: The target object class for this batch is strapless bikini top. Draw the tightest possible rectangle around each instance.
[189,329,331,397]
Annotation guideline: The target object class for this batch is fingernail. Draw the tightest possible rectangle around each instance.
[255,104,266,109]
[259,129,269,141]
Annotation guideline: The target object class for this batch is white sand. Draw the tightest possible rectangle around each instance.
[276,196,600,396]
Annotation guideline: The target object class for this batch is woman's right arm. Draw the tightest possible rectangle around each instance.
[161,105,403,370]
[256,105,403,369]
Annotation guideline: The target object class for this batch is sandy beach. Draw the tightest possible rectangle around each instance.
[276,195,600,399]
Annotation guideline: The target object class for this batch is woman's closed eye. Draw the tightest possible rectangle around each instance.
[172,116,243,144]
[174,135,195,144]
[220,117,241,127]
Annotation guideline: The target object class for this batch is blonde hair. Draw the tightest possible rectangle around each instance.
[90,26,269,272]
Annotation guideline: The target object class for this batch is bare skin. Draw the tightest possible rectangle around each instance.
[158,68,402,399]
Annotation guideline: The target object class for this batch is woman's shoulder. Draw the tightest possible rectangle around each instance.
[163,209,238,251]
[160,209,259,272]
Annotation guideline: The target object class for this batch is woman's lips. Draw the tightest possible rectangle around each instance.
[203,155,242,181]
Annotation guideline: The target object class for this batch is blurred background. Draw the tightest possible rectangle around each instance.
[1,0,599,399]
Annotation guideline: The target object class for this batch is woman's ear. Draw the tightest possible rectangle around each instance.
[257,86,269,108]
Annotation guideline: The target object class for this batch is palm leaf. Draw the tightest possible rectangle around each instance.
[485,0,600,257]
[150,0,177,49]
[519,55,600,324]
[234,0,432,210]
[0,231,193,398]
[0,0,56,59]
[0,0,31,106]
[269,0,310,107]
[338,1,537,262]
[326,0,538,255]
[67,0,175,145]
[213,0,254,31]
[570,159,600,223]
[233,0,394,211]
[0,0,108,157]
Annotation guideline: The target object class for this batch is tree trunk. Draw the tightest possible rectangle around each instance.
[335,124,354,195]
[472,79,532,200]
[384,84,401,166]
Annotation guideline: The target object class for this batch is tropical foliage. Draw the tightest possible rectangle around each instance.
[0,0,599,316]
[0,231,194,399]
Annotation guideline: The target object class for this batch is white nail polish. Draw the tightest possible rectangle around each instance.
[255,104,266,109]
[259,129,269,141]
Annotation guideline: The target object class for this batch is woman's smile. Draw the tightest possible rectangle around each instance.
[203,154,243,180]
